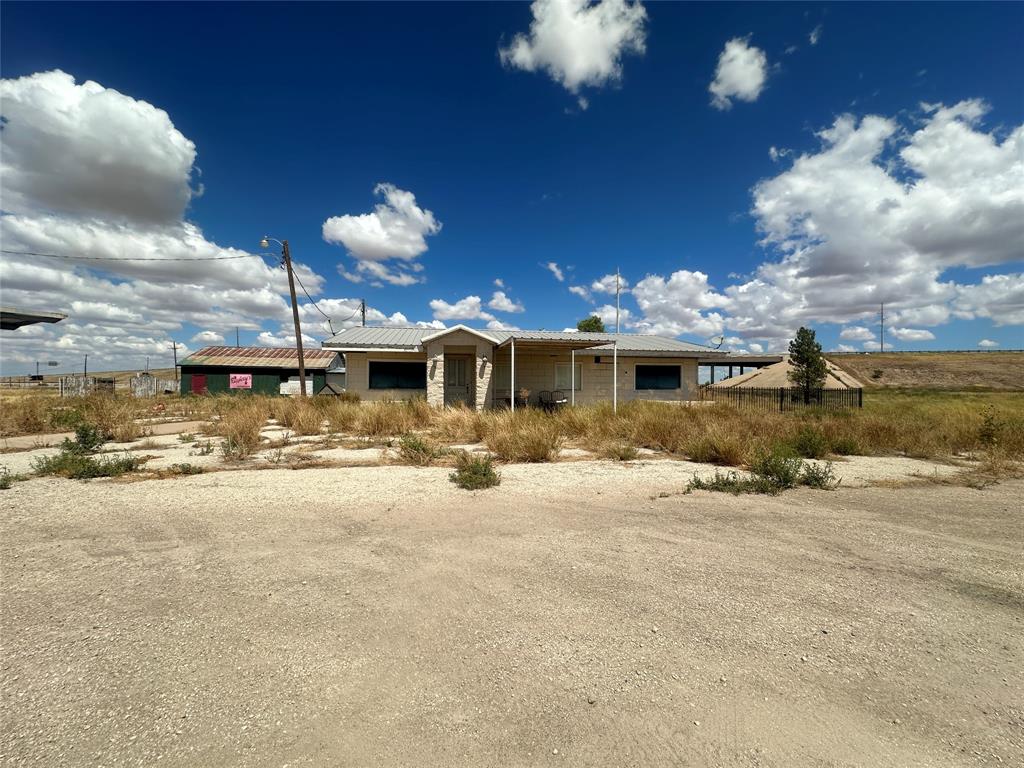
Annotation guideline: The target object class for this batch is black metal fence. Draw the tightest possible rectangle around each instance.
[700,386,863,411]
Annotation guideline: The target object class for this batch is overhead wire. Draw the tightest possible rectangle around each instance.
[1,249,254,262]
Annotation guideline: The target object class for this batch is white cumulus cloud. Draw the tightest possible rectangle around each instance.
[488,291,525,313]
[191,330,225,345]
[709,37,769,110]
[429,295,495,322]
[889,328,936,342]
[322,183,440,286]
[499,0,647,97]
[978,339,999,348]
[0,70,337,374]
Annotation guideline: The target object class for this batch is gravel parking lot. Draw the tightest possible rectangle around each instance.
[1,463,1021,767]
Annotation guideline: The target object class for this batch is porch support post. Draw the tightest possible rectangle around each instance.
[612,340,618,413]
[570,348,575,406]
[510,338,516,412]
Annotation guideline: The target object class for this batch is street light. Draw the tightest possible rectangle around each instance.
[260,236,307,396]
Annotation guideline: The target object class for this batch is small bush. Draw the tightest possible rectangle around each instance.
[60,423,108,455]
[449,451,501,490]
[870,369,883,380]
[33,451,144,479]
[800,461,840,490]
[177,433,197,444]
[686,470,772,495]
[791,425,830,459]
[0,466,27,490]
[397,433,445,466]
[978,406,1000,447]
[750,448,803,490]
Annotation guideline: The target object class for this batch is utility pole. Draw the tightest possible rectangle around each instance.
[171,341,179,385]
[879,303,885,353]
[281,240,308,396]
[360,299,366,328]
[615,268,621,334]
[236,327,240,347]
[84,354,88,377]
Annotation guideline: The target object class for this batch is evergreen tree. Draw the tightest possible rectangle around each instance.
[577,316,606,333]
[788,327,828,403]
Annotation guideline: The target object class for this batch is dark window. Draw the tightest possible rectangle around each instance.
[635,365,681,390]
[369,361,426,390]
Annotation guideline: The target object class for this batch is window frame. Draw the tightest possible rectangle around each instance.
[368,360,427,390]
[634,364,682,391]
[554,362,582,391]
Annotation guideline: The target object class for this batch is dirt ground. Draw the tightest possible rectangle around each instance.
[1,463,1021,768]
[828,351,1024,391]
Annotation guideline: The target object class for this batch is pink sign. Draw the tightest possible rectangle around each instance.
[229,373,252,389]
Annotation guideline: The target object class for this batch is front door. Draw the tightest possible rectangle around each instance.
[444,357,471,406]
[190,373,208,394]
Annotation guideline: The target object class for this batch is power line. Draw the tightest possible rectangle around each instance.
[291,268,359,336]
[1,249,254,262]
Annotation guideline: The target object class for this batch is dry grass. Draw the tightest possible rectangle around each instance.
[484,409,563,462]
[828,351,1024,391]
[216,401,267,460]
[275,399,325,436]
[4,390,1021,472]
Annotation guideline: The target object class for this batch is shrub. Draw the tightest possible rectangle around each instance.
[870,369,884,380]
[978,406,1000,447]
[60,423,108,455]
[33,451,144,479]
[449,451,501,490]
[800,461,841,490]
[397,433,445,466]
[0,466,24,490]
[686,470,769,495]
[178,433,197,443]
[791,425,830,459]
[750,448,803,490]
[485,410,562,462]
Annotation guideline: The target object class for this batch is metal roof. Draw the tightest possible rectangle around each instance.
[180,346,340,369]
[1,306,68,331]
[322,326,718,356]
[322,327,432,350]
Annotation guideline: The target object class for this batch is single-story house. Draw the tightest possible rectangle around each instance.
[179,346,343,395]
[321,325,726,409]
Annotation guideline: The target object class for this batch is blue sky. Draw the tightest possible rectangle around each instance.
[1,1,1021,374]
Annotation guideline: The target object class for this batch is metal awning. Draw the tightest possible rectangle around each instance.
[1,306,67,331]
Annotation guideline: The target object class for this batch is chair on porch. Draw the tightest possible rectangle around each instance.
[539,390,568,412]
